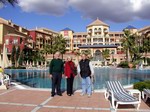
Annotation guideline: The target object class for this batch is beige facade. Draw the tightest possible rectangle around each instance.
[60,29,74,51]
[86,18,110,46]
[60,18,126,64]
[73,32,87,50]
[0,17,149,64]
[0,24,3,44]
[0,17,29,45]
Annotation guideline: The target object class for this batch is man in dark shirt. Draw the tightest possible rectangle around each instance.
[77,54,94,97]
[49,52,64,97]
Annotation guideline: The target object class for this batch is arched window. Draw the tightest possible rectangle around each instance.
[93,50,103,61]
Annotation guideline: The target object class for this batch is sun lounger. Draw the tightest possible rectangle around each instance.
[142,89,150,102]
[0,73,10,89]
[105,81,141,110]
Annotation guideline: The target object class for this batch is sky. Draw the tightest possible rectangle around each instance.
[0,0,150,32]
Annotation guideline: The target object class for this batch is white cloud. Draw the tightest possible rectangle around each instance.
[68,0,150,22]
[18,0,68,16]
[18,0,150,22]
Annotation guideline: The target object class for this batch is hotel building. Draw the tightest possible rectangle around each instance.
[60,18,150,64]
[0,18,58,59]
[60,18,125,64]
[0,18,31,56]
[0,17,150,65]
[29,28,58,50]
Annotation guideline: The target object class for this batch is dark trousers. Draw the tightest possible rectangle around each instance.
[67,74,74,95]
[51,72,62,95]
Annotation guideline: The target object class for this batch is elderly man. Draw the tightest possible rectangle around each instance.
[49,52,64,97]
[77,54,94,97]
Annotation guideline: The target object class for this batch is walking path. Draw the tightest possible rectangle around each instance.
[0,86,149,112]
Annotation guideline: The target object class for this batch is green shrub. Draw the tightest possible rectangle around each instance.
[117,61,128,68]
[147,58,150,65]
[133,80,150,91]
[6,66,26,69]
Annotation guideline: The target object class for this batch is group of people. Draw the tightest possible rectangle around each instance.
[49,52,94,97]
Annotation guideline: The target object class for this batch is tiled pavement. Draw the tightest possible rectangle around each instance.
[0,88,149,112]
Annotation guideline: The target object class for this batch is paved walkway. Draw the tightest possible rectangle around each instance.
[0,87,149,112]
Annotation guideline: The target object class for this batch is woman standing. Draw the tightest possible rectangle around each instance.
[64,57,76,96]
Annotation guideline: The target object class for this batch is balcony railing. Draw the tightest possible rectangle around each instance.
[94,30,101,32]
[92,35,103,38]
[104,30,108,33]
[88,30,92,33]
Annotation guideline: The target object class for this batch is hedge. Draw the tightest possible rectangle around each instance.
[133,80,150,91]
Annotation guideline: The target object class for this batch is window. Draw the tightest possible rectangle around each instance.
[20,38,23,44]
[98,28,101,31]
[120,34,124,37]
[109,34,114,37]
[6,48,9,53]
[83,35,87,37]
[115,34,119,36]
[5,39,9,45]
[13,39,18,44]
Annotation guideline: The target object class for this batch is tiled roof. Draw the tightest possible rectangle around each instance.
[5,33,26,38]
[87,18,109,27]
[61,27,73,31]
[138,26,150,33]
[124,25,137,29]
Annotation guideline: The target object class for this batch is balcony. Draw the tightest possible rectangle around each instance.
[27,39,33,43]
[87,35,91,38]
[64,36,70,39]
[26,44,33,49]
[94,29,101,33]
[45,36,50,40]
[36,41,40,45]
[105,34,109,38]
[93,35,103,38]
[104,29,108,33]
[88,30,92,34]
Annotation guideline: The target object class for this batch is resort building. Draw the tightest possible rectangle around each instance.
[60,18,125,64]
[60,18,150,64]
[29,28,58,50]
[0,17,31,56]
[0,17,150,65]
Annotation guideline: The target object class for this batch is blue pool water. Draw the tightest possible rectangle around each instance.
[4,68,150,90]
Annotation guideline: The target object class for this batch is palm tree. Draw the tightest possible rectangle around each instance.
[0,0,17,6]
[102,49,110,65]
[11,45,21,67]
[81,49,91,55]
[43,44,51,56]
[73,50,80,62]
[142,32,150,64]
[11,45,16,66]
[15,46,20,67]
[52,35,67,59]
[18,50,24,66]
[122,30,135,62]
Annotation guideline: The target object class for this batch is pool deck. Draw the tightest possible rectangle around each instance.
[0,85,149,112]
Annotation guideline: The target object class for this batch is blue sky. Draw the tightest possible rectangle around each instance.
[0,0,150,32]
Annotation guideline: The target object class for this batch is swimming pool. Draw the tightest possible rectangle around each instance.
[5,68,150,90]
